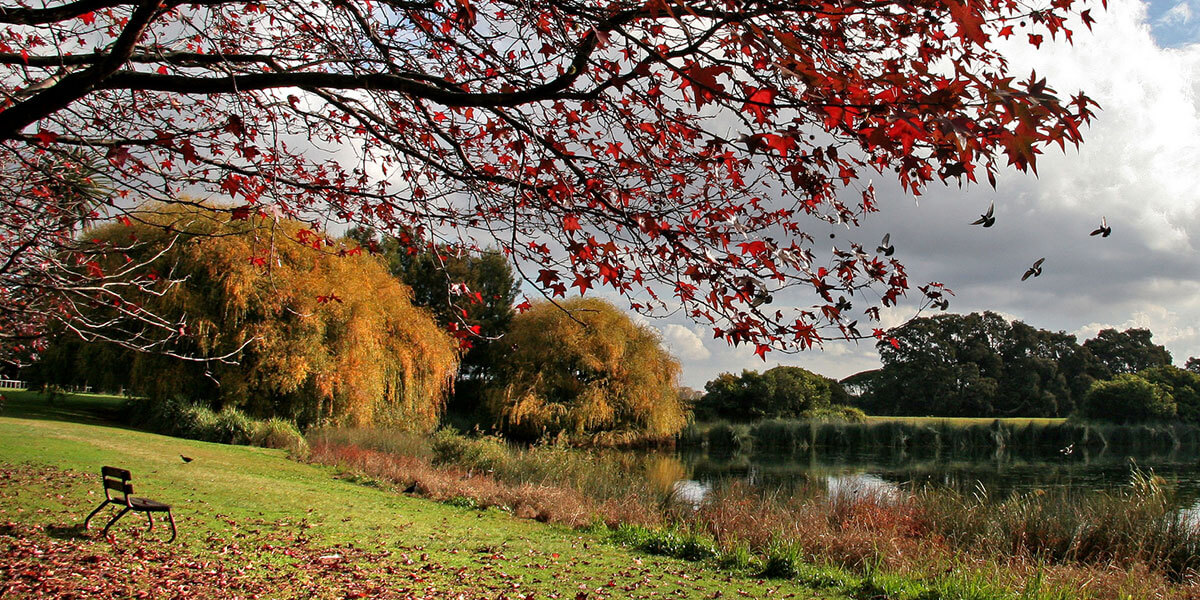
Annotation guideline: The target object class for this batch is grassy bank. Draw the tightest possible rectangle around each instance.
[0,396,825,599]
[679,417,1200,455]
[309,428,1200,598]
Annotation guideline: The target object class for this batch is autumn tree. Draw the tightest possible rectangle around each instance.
[484,297,687,441]
[0,0,1099,363]
[32,204,458,429]
[347,227,519,392]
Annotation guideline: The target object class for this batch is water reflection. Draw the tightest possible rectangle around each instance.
[673,444,1200,508]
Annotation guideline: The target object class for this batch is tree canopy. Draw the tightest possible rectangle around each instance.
[1,0,1099,362]
[484,297,686,440]
[29,204,458,430]
[347,227,519,383]
[696,365,834,421]
[857,312,1098,417]
[1082,328,1173,377]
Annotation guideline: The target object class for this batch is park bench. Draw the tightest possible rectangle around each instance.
[83,466,176,542]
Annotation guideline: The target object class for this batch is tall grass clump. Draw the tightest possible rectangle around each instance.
[916,468,1200,579]
[124,396,305,453]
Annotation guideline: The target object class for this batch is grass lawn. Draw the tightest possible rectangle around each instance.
[0,391,837,599]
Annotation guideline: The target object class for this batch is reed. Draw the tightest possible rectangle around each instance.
[684,418,1200,455]
[308,426,1200,596]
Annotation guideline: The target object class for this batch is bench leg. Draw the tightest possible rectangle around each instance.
[83,500,111,531]
[146,511,154,531]
[166,510,176,543]
[102,507,130,539]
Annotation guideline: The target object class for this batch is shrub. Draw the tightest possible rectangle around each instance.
[1080,374,1176,423]
[214,407,257,444]
[253,417,309,457]
[429,429,510,472]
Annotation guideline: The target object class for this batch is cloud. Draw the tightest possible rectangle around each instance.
[1158,1,1193,26]
[655,0,1200,387]
[659,324,711,361]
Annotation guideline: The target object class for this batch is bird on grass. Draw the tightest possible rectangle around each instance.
[876,233,895,256]
[1021,258,1045,281]
[180,455,194,463]
[1090,216,1111,237]
[971,202,996,227]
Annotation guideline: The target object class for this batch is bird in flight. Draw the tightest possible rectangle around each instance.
[876,233,895,256]
[1090,217,1111,238]
[971,202,996,227]
[1021,258,1045,281]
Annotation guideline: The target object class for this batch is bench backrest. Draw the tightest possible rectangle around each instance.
[101,466,134,505]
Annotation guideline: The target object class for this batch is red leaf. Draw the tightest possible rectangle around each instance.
[754,344,770,360]
[563,215,582,232]
[34,130,58,145]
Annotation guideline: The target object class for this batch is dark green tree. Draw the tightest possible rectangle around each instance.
[696,365,832,420]
[1185,357,1200,374]
[1081,328,1172,376]
[871,312,1086,417]
[1079,374,1175,423]
[1140,366,1200,423]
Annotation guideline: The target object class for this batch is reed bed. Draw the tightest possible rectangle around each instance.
[308,427,1200,598]
[686,419,1200,455]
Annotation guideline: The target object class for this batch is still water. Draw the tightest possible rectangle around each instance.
[669,445,1200,509]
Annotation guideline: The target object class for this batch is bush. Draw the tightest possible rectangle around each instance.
[1079,374,1176,423]
[429,429,510,472]
[253,417,310,457]
[214,407,258,444]
[124,397,306,452]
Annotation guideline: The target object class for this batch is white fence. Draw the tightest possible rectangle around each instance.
[0,379,26,390]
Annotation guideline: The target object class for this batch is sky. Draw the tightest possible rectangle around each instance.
[643,0,1200,390]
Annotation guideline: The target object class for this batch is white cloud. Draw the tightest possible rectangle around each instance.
[659,324,711,361]
[1158,1,1193,26]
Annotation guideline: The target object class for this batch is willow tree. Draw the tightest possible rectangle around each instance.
[485,297,687,440]
[50,204,458,429]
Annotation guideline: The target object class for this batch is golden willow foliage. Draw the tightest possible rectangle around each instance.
[89,204,457,430]
[485,297,687,440]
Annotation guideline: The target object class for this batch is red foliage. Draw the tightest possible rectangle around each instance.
[0,0,1098,357]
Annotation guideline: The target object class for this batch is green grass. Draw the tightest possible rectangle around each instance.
[0,388,126,424]
[0,396,841,599]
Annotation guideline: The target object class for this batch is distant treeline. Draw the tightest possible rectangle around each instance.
[842,312,1200,421]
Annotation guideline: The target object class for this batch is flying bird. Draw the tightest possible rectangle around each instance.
[180,455,194,463]
[876,233,895,256]
[1021,258,1045,281]
[971,202,996,227]
[1090,217,1111,238]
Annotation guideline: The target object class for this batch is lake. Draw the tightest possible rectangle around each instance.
[669,444,1200,511]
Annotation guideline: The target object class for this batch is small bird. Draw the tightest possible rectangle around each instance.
[180,455,194,463]
[1090,216,1111,237]
[1021,258,1045,281]
[876,233,895,256]
[971,202,996,227]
